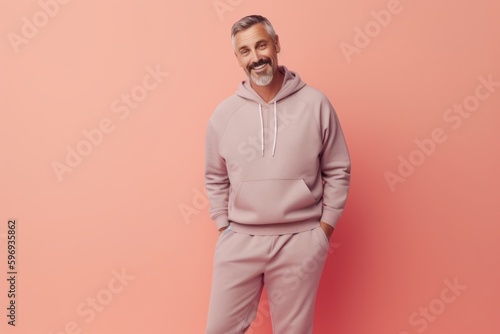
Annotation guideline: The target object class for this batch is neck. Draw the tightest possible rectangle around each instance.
[250,68,285,103]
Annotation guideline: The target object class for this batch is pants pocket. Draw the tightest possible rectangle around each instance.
[316,225,330,245]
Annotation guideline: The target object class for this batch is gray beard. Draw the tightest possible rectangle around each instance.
[251,72,273,86]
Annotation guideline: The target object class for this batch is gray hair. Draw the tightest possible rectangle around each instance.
[231,15,277,50]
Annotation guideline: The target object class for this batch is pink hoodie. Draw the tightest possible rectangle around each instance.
[204,65,351,235]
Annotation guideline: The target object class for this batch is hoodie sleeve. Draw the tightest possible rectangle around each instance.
[319,98,351,228]
[204,119,230,230]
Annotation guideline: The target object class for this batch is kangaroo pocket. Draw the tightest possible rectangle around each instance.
[229,179,318,225]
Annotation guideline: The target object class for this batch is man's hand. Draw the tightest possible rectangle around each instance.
[320,221,334,241]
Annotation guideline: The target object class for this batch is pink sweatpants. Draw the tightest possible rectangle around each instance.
[206,225,331,334]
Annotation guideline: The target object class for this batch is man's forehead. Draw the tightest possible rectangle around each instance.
[234,23,272,48]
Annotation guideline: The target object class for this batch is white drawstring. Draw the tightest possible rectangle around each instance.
[272,101,277,157]
[259,103,264,157]
[258,101,278,157]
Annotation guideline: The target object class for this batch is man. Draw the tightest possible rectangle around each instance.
[204,15,351,334]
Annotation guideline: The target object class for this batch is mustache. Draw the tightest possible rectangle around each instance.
[248,58,271,71]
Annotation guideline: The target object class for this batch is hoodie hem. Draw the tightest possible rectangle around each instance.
[228,220,320,236]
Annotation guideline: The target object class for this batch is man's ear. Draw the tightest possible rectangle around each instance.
[274,35,281,53]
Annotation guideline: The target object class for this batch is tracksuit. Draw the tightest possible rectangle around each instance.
[204,65,351,333]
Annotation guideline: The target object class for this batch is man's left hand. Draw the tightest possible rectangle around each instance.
[320,221,334,241]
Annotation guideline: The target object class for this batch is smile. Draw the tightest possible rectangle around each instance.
[252,63,268,71]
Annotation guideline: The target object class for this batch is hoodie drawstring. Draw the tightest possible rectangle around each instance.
[272,101,277,157]
[259,104,264,157]
[258,101,278,157]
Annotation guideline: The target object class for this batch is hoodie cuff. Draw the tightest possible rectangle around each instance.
[320,208,343,229]
[213,213,229,230]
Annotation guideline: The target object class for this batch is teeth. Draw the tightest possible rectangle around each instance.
[254,64,266,70]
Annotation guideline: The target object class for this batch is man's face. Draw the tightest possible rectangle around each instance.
[233,23,281,87]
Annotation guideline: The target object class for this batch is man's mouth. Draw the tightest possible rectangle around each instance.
[250,60,270,72]
[252,63,267,71]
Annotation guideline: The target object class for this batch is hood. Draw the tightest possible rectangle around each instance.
[235,65,307,157]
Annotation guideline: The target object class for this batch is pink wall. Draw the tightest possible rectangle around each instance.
[1,0,499,333]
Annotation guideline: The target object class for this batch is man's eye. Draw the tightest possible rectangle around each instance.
[241,50,249,55]
[259,44,266,49]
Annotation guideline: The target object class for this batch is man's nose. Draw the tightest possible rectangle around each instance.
[250,49,260,63]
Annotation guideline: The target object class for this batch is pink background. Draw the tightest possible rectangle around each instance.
[1,0,499,333]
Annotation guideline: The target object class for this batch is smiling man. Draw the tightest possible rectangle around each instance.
[204,15,351,333]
